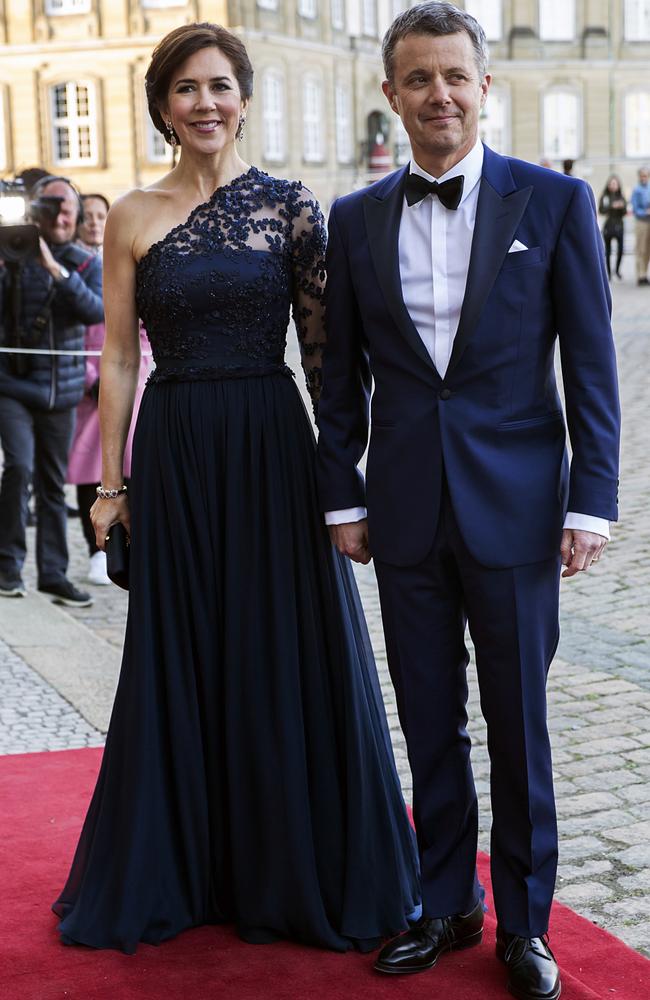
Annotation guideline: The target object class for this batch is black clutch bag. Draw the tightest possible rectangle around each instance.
[105,521,130,590]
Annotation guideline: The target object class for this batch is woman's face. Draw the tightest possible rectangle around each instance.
[162,46,247,155]
[607,177,620,194]
[78,197,108,247]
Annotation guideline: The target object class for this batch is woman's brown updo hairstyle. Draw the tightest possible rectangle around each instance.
[145,23,254,146]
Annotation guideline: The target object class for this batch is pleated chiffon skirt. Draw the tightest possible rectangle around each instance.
[53,371,419,954]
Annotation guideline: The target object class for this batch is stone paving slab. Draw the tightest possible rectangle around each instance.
[0,588,120,733]
[0,637,103,755]
[0,267,649,956]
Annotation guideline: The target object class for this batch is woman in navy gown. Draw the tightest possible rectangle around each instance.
[52,22,419,955]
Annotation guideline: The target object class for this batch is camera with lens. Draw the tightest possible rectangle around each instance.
[0,179,41,263]
[0,179,49,376]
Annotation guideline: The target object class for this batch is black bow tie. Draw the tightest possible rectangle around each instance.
[404,172,464,210]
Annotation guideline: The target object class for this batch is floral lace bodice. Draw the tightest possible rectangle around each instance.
[135,166,326,407]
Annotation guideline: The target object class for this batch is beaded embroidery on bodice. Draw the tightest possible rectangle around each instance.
[135,167,326,405]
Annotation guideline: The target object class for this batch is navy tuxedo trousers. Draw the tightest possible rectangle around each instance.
[374,483,561,937]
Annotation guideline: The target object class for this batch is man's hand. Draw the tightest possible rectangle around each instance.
[328,519,371,564]
[38,237,64,280]
[561,528,608,578]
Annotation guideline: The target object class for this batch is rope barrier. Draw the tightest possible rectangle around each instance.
[0,347,153,357]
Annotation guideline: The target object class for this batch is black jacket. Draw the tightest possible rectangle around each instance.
[0,242,103,411]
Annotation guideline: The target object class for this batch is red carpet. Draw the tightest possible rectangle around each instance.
[1,748,648,1000]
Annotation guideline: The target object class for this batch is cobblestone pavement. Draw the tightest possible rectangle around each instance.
[0,260,649,955]
[0,637,104,755]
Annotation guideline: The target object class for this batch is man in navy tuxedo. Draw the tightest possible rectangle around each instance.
[316,5,620,999]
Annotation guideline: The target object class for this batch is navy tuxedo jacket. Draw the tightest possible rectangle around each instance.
[316,145,621,568]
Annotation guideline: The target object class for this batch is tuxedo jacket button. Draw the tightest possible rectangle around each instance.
[439,388,452,400]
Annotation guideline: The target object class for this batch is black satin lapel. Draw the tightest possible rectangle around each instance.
[446,181,533,376]
[363,185,436,372]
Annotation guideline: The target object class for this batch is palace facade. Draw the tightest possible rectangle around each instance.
[0,2,649,207]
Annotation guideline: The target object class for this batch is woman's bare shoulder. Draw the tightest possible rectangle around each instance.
[107,185,179,261]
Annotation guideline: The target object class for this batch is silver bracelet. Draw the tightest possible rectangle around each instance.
[96,484,128,500]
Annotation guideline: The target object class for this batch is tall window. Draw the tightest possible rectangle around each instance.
[362,0,377,35]
[0,93,6,172]
[257,0,279,10]
[465,1,502,41]
[50,81,98,166]
[542,89,580,159]
[298,0,317,18]
[624,0,650,40]
[141,0,188,7]
[625,91,650,157]
[45,0,91,13]
[394,115,410,165]
[479,88,509,153]
[331,0,345,29]
[146,116,172,164]
[263,70,286,162]
[335,83,353,163]
[539,0,575,40]
[302,76,323,162]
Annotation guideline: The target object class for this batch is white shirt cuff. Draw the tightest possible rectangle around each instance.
[324,507,367,525]
[563,512,610,540]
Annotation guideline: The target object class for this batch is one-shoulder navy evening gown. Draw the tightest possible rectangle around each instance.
[53,168,419,954]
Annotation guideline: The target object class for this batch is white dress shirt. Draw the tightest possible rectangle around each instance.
[325,139,609,539]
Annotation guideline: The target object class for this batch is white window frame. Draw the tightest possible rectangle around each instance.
[262,69,286,163]
[45,0,91,14]
[362,0,377,36]
[302,75,324,163]
[394,115,410,166]
[479,86,510,153]
[624,90,650,157]
[539,0,575,41]
[0,91,7,172]
[298,0,318,19]
[542,88,581,159]
[331,0,345,30]
[145,114,173,165]
[464,1,502,42]
[141,0,188,8]
[624,0,650,40]
[335,83,353,164]
[50,80,99,167]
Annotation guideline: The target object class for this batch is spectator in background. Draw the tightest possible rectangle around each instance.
[562,159,574,176]
[598,175,627,281]
[15,167,51,195]
[67,193,151,586]
[0,176,103,605]
[76,194,109,256]
[631,167,650,286]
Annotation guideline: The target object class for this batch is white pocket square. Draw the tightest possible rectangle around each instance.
[508,239,528,253]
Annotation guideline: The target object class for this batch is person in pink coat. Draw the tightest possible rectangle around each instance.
[67,194,151,584]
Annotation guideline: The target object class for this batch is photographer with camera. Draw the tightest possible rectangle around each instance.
[0,176,103,606]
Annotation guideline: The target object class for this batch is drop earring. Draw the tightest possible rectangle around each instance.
[165,119,178,147]
[236,115,246,142]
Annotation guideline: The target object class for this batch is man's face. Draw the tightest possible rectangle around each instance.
[382,31,490,169]
[640,170,649,186]
[37,181,79,244]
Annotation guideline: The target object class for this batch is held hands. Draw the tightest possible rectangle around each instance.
[561,528,607,578]
[328,519,372,565]
[91,494,130,552]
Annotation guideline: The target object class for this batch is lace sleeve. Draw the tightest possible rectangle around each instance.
[289,187,327,419]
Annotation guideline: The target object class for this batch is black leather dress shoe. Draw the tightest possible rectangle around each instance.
[374,899,483,974]
[496,928,561,1000]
